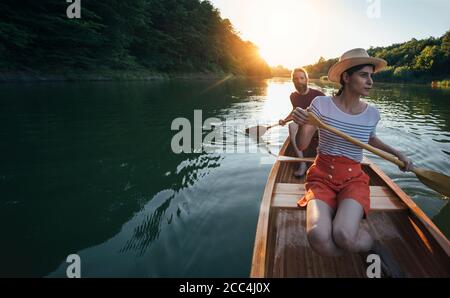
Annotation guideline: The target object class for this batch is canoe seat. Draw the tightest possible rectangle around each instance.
[277,156,371,165]
[271,183,407,211]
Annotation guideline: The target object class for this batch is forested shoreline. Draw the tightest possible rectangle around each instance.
[303,30,450,84]
[0,0,271,81]
[1,1,448,83]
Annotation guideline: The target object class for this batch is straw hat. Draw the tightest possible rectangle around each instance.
[327,48,387,83]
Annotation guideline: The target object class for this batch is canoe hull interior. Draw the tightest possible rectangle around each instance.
[251,139,450,278]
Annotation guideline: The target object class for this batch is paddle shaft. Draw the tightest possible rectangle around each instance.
[266,118,294,130]
[308,112,407,169]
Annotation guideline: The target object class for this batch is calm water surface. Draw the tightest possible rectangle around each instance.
[0,78,448,277]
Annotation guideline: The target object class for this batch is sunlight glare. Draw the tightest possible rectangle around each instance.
[261,80,294,121]
[255,1,321,69]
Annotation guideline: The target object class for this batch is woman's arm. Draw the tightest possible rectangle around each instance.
[368,136,414,171]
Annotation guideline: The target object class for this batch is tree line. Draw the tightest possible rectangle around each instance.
[303,30,450,83]
[0,0,271,77]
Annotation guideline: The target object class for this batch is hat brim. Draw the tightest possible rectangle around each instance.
[327,57,387,83]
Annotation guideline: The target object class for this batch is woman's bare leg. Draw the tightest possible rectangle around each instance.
[306,199,344,257]
[332,199,373,253]
[288,122,307,176]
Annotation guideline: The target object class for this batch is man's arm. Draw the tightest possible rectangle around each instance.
[279,111,294,125]
[279,94,296,125]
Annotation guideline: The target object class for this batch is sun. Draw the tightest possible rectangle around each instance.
[252,1,321,69]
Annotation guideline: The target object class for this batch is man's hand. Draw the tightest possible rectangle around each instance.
[278,119,286,126]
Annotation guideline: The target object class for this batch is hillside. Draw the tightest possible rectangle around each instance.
[303,30,450,83]
[0,0,271,79]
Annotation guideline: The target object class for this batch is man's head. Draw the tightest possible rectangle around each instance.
[291,67,309,93]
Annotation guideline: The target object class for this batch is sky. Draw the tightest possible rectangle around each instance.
[209,0,450,68]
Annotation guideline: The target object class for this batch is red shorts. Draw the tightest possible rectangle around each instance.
[297,154,371,217]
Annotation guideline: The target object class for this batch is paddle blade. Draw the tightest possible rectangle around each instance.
[245,125,269,138]
[414,167,450,198]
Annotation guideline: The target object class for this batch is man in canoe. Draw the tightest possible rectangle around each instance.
[278,67,325,177]
[292,49,413,261]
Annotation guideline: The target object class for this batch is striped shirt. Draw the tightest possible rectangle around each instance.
[310,96,380,162]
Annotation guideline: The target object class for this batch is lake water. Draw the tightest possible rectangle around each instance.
[0,78,448,277]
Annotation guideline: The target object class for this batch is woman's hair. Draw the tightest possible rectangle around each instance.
[291,67,309,81]
[335,64,375,96]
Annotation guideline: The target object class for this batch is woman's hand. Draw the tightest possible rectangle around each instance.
[396,152,414,172]
[278,119,286,126]
[293,107,310,126]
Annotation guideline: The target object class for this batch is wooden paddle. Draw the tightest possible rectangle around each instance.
[245,118,293,137]
[308,112,450,198]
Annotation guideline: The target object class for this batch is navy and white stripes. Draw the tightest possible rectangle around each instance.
[310,96,380,162]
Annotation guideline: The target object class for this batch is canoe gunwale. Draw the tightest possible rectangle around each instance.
[365,158,450,257]
[250,140,289,277]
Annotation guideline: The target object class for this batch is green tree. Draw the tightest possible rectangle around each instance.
[0,0,270,77]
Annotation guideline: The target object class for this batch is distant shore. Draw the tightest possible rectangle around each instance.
[308,77,449,88]
[0,69,246,83]
[1,70,446,88]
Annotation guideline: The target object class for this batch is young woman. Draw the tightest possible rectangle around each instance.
[292,48,413,258]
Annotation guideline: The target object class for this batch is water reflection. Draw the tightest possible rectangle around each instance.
[120,189,175,256]
[119,154,223,256]
[43,78,271,276]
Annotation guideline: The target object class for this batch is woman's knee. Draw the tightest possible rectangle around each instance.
[333,226,357,251]
[289,123,308,151]
[288,122,298,132]
[307,227,337,256]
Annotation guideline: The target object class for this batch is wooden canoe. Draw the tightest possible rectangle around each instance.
[251,138,450,277]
